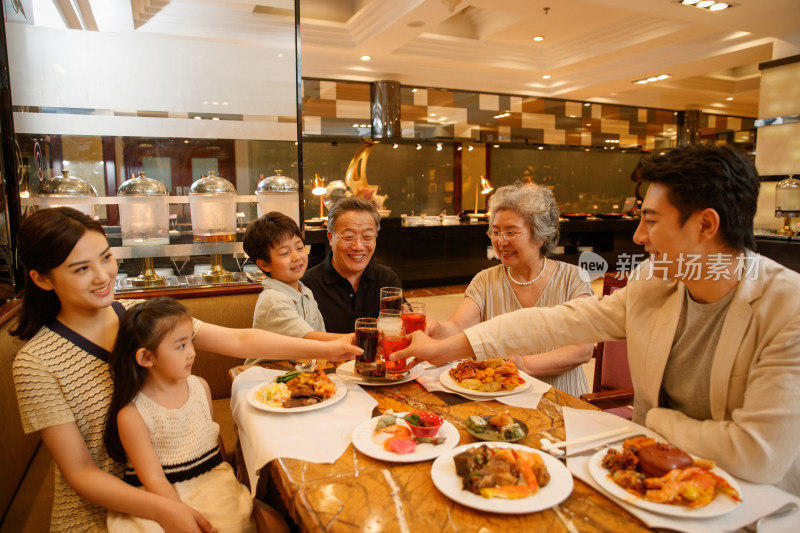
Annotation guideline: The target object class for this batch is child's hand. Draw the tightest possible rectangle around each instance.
[325,333,362,361]
[157,501,218,533]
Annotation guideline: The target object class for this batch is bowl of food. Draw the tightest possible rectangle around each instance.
[403,412,444,438]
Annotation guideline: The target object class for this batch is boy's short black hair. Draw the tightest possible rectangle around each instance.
[638,144,759,252]
[243,212,303,270]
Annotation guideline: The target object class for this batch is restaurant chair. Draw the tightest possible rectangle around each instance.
[580,272,634,419]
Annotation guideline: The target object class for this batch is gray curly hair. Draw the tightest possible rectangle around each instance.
[488,182,560,256]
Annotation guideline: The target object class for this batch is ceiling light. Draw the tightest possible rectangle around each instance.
[360,55,371,61]
[542,75,551,79]
[416,144,422,150]
[532,36,544,41]
[212,117,219,120]
[635,80,648,84]
[679,0,735,12]
[411,88,417,93]
[352,123,359,128]
[457,146,463,151]
[194,116,202,120]
[430,113,436,117]
[726,97,734,101]
[468,146,474,151]
[538,146,544,150]
[392,143,399,149]
[657,74,669,80]
[436,143,443,151]
[584,103,591,107]
[647,76,658,82]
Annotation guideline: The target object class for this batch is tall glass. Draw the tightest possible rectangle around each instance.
[401,301,426,333]
[354,318,382,378]
[379,310,409,380]
[379,287,403,313]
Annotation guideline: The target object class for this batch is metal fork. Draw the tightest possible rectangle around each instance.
[731,502,798,533]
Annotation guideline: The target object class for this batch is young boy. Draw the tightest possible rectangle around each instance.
[242,212,343,364]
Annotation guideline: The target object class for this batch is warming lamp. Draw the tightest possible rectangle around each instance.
[474,175,494,215]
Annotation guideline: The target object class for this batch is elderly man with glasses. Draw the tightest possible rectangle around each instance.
[303,197,402,333]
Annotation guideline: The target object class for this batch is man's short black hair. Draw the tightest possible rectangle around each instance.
[638,144,759,251]
[243,212,303,270]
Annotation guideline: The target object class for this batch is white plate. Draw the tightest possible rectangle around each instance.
[335,360,424,386]
[352,413,460,463]
[246,375,347,413]
[440,368,534,397]
[431,442,573,514]
[588,447,742,518]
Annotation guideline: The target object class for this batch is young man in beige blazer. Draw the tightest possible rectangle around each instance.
[393,144,800,496]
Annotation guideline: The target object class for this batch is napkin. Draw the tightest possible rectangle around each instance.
[562,407,800,533]
[231,366,378,497]
[416,362,551,409]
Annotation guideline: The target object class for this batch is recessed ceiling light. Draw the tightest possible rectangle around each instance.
[542,75,551,79]
[468,146,474,151]
[709,2,729,11]
[194,116,202,120]
[647,76,658,82]
[584,103,591,107]
[726,97,734,101]
[212,117,220,121]
[697,0,715,7]
[532,36,544,41]
[360,55,371,61]
[392,143,399,149]
[411,88,417,93]
[416,144,422,150]
[657,74,669,80]
[682,0,700,4]
[429,113,436,117]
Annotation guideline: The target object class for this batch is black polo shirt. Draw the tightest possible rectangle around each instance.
[302,253,402,333]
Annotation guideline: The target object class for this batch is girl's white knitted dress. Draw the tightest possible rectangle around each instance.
[107,376,254,533]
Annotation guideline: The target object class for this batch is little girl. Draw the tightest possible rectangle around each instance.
[104,297,254,533]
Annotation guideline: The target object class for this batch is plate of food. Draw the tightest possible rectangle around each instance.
[431,442,573,514]
[588,436,742,518]
[352,411,460,463]
[335,360,424,386]
[247,366,347,413]
[440,359,532,397]
[465,412,528,442]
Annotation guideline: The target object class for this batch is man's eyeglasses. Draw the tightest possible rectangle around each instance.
[334,232,377,244]
[487,230,528,241]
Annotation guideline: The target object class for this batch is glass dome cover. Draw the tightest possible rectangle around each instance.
[118,171,168,196]
[190,171,235,195]
[38,170,97,197]
[256,170,298,193]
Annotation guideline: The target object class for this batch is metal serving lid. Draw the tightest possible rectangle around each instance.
[38,170,97,197]
[189,171,235,195]
[118,171,168,196]
[255,170,298,193]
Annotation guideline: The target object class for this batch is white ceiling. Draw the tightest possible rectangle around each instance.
[298,0,800,118]
[42,0,800,118]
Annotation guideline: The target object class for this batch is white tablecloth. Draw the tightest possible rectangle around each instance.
[230,367,377,497]
[562,407,799,533]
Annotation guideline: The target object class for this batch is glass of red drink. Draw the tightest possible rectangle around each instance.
[354,318,382,378]
[378,310,409,380]
[401,301,426,333]
[379,287,403,313]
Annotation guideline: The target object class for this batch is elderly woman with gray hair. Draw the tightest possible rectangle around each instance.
[426,183,594,396]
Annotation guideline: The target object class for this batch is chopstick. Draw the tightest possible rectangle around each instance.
[540,426,636,451]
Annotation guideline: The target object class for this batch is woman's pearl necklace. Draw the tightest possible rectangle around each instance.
[507,257,547,286]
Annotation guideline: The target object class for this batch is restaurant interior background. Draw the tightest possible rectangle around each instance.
[0,0,799,297]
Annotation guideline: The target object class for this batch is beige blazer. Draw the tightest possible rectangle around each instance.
[465,255,800,495]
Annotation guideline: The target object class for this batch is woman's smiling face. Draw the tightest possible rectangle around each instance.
[490,209,542,268]
[31,229,117,312]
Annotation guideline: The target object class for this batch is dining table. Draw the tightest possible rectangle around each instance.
[229,360,657,533]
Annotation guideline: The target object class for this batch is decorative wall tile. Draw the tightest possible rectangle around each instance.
[302,78,754,150]
[479,94,500,111]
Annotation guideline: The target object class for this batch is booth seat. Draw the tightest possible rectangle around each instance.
[1,287,261,532]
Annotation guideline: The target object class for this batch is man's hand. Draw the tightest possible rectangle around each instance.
[389,330,469,368]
